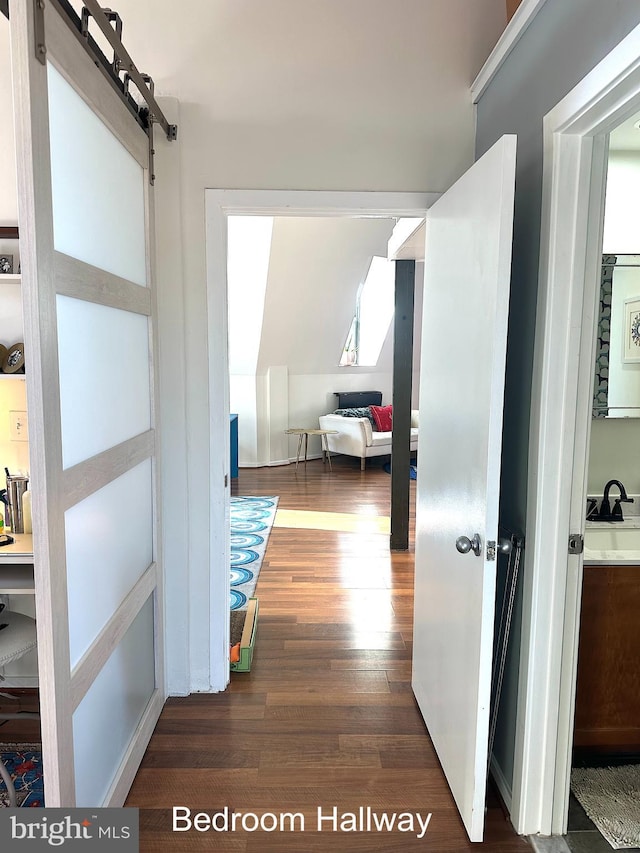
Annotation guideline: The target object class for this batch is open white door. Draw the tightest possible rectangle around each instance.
[412,135,516,842]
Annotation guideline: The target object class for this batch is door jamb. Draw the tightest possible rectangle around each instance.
[204,190,437,691]
[513,22,640,836]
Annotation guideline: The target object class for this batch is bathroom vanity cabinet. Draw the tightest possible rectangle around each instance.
[574,564,640,753]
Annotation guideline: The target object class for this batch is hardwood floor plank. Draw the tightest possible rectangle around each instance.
[258,748,382,769]
[145,734,341,752]
[126,461,528,851]
[140,749,261,769]
[265,691,411,706]
[227,670,390,693]
[160,705,266,720]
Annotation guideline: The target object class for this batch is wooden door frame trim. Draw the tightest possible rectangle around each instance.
[204,189,438,692]
[514,20,640,836]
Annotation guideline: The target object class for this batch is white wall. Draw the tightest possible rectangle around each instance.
[230,374,259,465]
[228,216,273,375]
[152,99,192,695]
[603,152,640,253]
[235,370,396,467]
[0,378,29,476]
[258,217,394,375]
[588,418,640,495]
[287,370,394,462]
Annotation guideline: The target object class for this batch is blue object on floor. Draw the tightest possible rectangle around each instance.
[383,462,417,480]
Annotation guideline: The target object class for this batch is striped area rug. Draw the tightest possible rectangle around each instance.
[230,496,278,611]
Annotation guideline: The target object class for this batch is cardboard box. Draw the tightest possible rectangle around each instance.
[230,597,258,672]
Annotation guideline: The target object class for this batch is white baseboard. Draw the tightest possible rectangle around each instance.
[490,753,513,812]
[285,453,323,465]
[238,454,324,469]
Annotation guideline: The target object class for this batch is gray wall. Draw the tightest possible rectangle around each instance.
[475,0,640,796]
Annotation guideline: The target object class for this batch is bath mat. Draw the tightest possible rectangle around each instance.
[571,764,640,849]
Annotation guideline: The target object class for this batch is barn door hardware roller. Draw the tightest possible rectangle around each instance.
[28,0,178,183]
[80,0,177,183]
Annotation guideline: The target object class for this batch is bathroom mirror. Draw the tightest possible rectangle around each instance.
[592,110,640,418]
[592,255,640,418]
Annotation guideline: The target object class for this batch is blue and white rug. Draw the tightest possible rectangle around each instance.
[230,496,278,611]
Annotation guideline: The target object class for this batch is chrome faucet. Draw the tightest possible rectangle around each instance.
[598,479,634,522]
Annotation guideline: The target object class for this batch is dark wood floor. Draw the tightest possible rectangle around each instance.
[0,689,40,743]
[127,455,529,851]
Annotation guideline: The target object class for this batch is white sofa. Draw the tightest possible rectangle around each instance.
[318,410,419,470]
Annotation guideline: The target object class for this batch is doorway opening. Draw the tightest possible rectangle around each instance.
[568,110,640,852]
[204,191,435,692]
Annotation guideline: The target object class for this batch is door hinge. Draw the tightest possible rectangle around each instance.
[224,474,228,488]
[568,533,584,555]
[34,0,47,65]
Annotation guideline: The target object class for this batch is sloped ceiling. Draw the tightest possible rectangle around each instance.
[255,216,395,376]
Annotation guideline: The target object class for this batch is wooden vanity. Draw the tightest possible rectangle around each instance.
[574,564,640,753]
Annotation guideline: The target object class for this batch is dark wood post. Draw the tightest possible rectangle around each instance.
[390,260,415,551]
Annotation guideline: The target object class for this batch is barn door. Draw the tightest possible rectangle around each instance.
[11,2,164,805]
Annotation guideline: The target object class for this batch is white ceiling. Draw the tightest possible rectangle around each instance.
[99,0,506,120]
[78,0,508,194]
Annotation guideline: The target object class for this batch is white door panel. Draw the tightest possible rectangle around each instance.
[412,135,516,842]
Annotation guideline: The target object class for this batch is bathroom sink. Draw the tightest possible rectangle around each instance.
[584,526,640,552]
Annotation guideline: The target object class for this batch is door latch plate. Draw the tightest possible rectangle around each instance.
[568,533,584,555]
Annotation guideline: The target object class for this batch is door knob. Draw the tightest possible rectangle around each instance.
[456,533,482,556]
[497,537,512,555]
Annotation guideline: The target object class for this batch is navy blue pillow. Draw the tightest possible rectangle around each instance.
[333,406,377,428]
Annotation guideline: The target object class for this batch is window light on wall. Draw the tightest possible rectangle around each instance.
[340,256,395,366]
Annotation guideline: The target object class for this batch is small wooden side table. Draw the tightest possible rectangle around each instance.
[285,428,339,471]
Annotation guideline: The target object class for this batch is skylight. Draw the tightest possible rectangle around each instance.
[340,256,395,367]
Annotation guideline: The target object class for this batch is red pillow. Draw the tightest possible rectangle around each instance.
[370,404,393,432]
